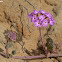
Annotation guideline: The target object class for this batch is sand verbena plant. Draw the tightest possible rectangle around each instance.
[28,10,56,56]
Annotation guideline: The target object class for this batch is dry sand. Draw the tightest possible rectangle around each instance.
[0,0,62,62]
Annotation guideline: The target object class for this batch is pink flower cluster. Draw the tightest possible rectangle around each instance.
[28,10,56,28]
[8,32,16,41]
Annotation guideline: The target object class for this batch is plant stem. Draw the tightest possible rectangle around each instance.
[6,41,8,58]
[12,54,62,59]
[39,28,47,55]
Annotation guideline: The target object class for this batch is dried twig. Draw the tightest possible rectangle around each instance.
[13,23,25,52]
[25,0,39,10]
[12,0,14,7]
[19,4,31,32]
[19,5,24,35]
[13,22,31,53]
[0,53,6,58]
[13,24,22,41]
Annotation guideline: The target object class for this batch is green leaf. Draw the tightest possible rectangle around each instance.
[9,54,13,57]
[8,42,13,48]
[47,38,53,43]
[12,41,16,43]
[12,50,16,55]
[8,43,13,48]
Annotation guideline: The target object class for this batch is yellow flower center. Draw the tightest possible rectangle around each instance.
[38,22,39,24]
[45,22,46,23]
[34,18,35,19]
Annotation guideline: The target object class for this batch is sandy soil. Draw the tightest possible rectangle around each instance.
[0,0,62,62]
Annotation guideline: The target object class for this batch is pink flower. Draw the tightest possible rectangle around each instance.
[42,19,48,27]
[38,15,45,21]
[28,12,34,17]
[8,32,16,41]
[34,20,42,28]
[28,10,56,28]
[33,10,39,14]
[45,12,52,18]
[49,20,56,25]
[40,10,46,14]
[49,17,56,25]
[31,15,37,22]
